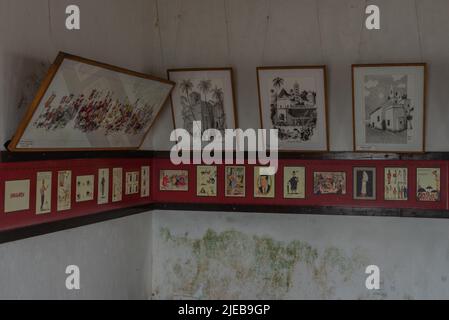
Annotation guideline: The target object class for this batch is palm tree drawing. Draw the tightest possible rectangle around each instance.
[272,77,284,95]
[198,80,212,104]
[179,79,197,124]
[212,86,224,104]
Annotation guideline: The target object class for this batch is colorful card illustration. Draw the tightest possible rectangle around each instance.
[313,172,346,195]
[283,167,305,199]
[98,168,109,205]
[197,166,217,197]
[384,167,408,201]
[141,166,150,197]
[4,180,30,213]
[57,170,72,212]
[254,167,275,198]
[36,172,52,214]
[76,175,94,202]
[112,168,123,202]
[159,170,189,191]
[225,166,245,197]
[125,172,139,195]
[353,167,376,200]
[416,168,440,202]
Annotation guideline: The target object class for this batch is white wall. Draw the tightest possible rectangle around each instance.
[0,212,152,299]
[152,210,449,299]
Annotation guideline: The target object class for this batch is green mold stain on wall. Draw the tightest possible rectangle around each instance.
[158,227,369,299]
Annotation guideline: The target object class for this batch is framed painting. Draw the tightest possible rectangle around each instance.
[257,66,328,151]
[36,172,52,214]
[159,170,189,192]
[76,175,94,202]
[353,167,376,200]
[283,166,305,199]
[98,168,109,205]
[8,52,175,151]
[416,168,440,202]
[141,166,150,198]
[313,172,346,195]
[57,170,72,211]
[384,167,408,201]
[254,166,275,198]
[125,171,139,195]
[112,168,123,202]
[196,165,217,197]
[4,180,30,213]
[225,166,245,197]
[167,68,237,139]
[352,63,426,153]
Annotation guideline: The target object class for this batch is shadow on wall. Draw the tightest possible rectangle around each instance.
[1,53,50,148]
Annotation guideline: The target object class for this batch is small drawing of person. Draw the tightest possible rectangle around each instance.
[288,171,299,194]
[361,171,369,197]
[40,179,48,211]
[258,175,271,195]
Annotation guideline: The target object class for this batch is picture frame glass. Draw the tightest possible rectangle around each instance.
[254,167,275,198]
[353,167,376,200]
[384,167,408,201]
[353,65,425,152]
[10,53,174,151]
[416,168,440,202]
[258,67,328,151]
[313,172,346,195]
[283,166,305,199]
[168,69,236,139]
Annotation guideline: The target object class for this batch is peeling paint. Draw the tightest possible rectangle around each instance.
[156,227,370,299]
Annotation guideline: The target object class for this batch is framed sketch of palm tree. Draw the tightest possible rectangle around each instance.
[257,66,329,152]
[167,68,237,140]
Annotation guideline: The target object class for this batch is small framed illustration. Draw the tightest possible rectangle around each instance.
[283,166,305,199]
[125,172,140,195]
[197,166,217,197]
[98,168,109,204]
[36,172,52,214]
[112,168,123,202]
[4,180,30,213]
[57,170,72,211]
[254,167,275,198]
[168,68,237,138]
[353,167,376,200]
[8,52,175,152]
[159,170,189,192]
[352,63,426,152]
[313,172,346,195]
[416,168,440,202]
[384,167,408,201]
[76,175,94,202]
[141,166,150,197]
[225,166,245,197]
[257,66,328,151]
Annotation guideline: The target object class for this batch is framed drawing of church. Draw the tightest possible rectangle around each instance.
[8,52,175,151]
[352,64,426,153]
[257,66,329,151]
[168,68,237,142]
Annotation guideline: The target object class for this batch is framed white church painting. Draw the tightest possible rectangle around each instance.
[8,52,174,151]
[167,68,237,140]
[352,64,426,153]
[257,66,329,151]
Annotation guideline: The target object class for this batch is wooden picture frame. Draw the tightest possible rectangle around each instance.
[257,66,329,152]
[352,63,427,153]
[167,68,238,139]
[8,52,175,152]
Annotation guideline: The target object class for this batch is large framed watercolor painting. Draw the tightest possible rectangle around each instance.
[352,63,426,153]
[8,52,175,151]
[168,68,237,138]
[257,66,329,151]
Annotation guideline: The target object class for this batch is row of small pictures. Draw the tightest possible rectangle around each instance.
[159,166,441,202]
[4,166,150,214]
